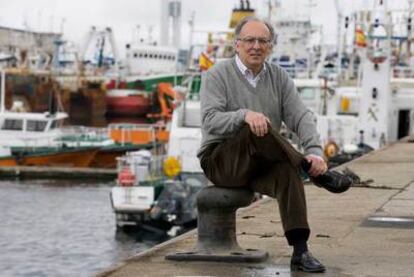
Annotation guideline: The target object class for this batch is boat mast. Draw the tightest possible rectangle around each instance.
[407,0,414,59]
[334,0,343,80]
[0,70,5,113]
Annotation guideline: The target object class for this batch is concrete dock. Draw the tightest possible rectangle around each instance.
[98,137,414,277]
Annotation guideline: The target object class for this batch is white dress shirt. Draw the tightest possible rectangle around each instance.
[235,55,267,88]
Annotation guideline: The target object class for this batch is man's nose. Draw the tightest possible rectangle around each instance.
[252,40,261,48]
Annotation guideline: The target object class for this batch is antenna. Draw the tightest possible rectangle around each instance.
[60,18,65,34]
[148,25,154,45]
[334,0,343,80]
[135,25,141,44]
[37,10,42,32]
[49,15,54,33]
[188,11,195,48]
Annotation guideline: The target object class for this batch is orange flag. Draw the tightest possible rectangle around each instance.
[199,52,215,71]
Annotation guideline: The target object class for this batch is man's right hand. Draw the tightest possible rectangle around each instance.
[244,110,271,137]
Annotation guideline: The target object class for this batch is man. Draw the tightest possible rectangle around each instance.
[197,16,351,273]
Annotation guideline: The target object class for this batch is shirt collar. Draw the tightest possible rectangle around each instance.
[235,54,266,77]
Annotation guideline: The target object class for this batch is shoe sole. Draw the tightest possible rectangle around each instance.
[291,264,326,273]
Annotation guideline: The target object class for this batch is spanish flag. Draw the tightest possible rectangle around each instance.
[355,26,367,47]
[199,52,215,71]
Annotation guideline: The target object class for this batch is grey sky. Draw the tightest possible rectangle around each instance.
[0,0,409,54]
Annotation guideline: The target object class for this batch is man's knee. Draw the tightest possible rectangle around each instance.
[249,162,302,197]
[208,171,249,188]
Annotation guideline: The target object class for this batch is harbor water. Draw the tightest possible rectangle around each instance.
[0,179,168,277]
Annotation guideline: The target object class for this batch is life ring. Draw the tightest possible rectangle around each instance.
[324,141,339,159]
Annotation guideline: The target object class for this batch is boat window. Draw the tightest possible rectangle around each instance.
[27,120,47,132]
[50,120,57,129]
[1,119,23,131]
[133,53,138,58]
[298,87,316,99]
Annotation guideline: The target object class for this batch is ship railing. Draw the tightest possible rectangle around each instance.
[284,66,313,79]
[11,136,68,151]
[107,123,169,147]
[116,153,178,186]
[392,66,414,78]
[58,126,111,146]
[179,70,202,100]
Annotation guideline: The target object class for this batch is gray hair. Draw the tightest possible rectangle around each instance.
[234,16,276,44]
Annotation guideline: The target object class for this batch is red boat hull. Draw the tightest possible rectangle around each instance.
[106,95,151,116]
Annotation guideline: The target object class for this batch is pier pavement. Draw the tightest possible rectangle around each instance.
[98,136,414,277]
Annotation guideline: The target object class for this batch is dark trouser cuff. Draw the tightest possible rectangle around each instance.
[285,228,310,246]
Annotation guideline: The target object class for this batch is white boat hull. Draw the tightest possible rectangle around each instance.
[110,186,154,213]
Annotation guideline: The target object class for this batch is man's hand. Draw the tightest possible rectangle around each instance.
[245,110,271,137]
[305,154,327,177]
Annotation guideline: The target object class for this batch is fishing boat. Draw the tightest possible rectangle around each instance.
[106,75,183,117]
[0,110,99,170]
[268,0,319,79]
[0,109,100,167]
[0,70,100,167]
[55,123,170,168]
[105,42,183,117]
[106,88,151,116]
[13,146,98,167]
[310,0,414,166]
[110,74,206,232]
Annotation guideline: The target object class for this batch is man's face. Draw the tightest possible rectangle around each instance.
[235,21,272,71]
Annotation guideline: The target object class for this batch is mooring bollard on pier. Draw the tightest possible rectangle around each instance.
[165,185,269,263]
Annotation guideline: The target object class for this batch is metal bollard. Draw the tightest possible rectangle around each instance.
[165,186,268,262]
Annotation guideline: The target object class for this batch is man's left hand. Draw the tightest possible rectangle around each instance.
[305,154,327,177]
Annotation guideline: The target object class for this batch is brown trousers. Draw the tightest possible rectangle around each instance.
[200,125,310,244]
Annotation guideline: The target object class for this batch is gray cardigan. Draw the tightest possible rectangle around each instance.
[198,58,323,159]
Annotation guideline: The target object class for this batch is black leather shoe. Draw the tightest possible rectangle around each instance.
[311,170,353,193]
[301,159,353,193]
[291,251,326,273]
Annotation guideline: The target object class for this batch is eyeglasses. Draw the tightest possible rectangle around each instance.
[237,37,272,47]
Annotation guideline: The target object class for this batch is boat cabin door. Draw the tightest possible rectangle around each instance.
[397,109,412,139]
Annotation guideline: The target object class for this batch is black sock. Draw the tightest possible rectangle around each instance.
[293,240,308,257]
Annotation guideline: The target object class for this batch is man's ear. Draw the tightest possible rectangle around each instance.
[233,40,239,53]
